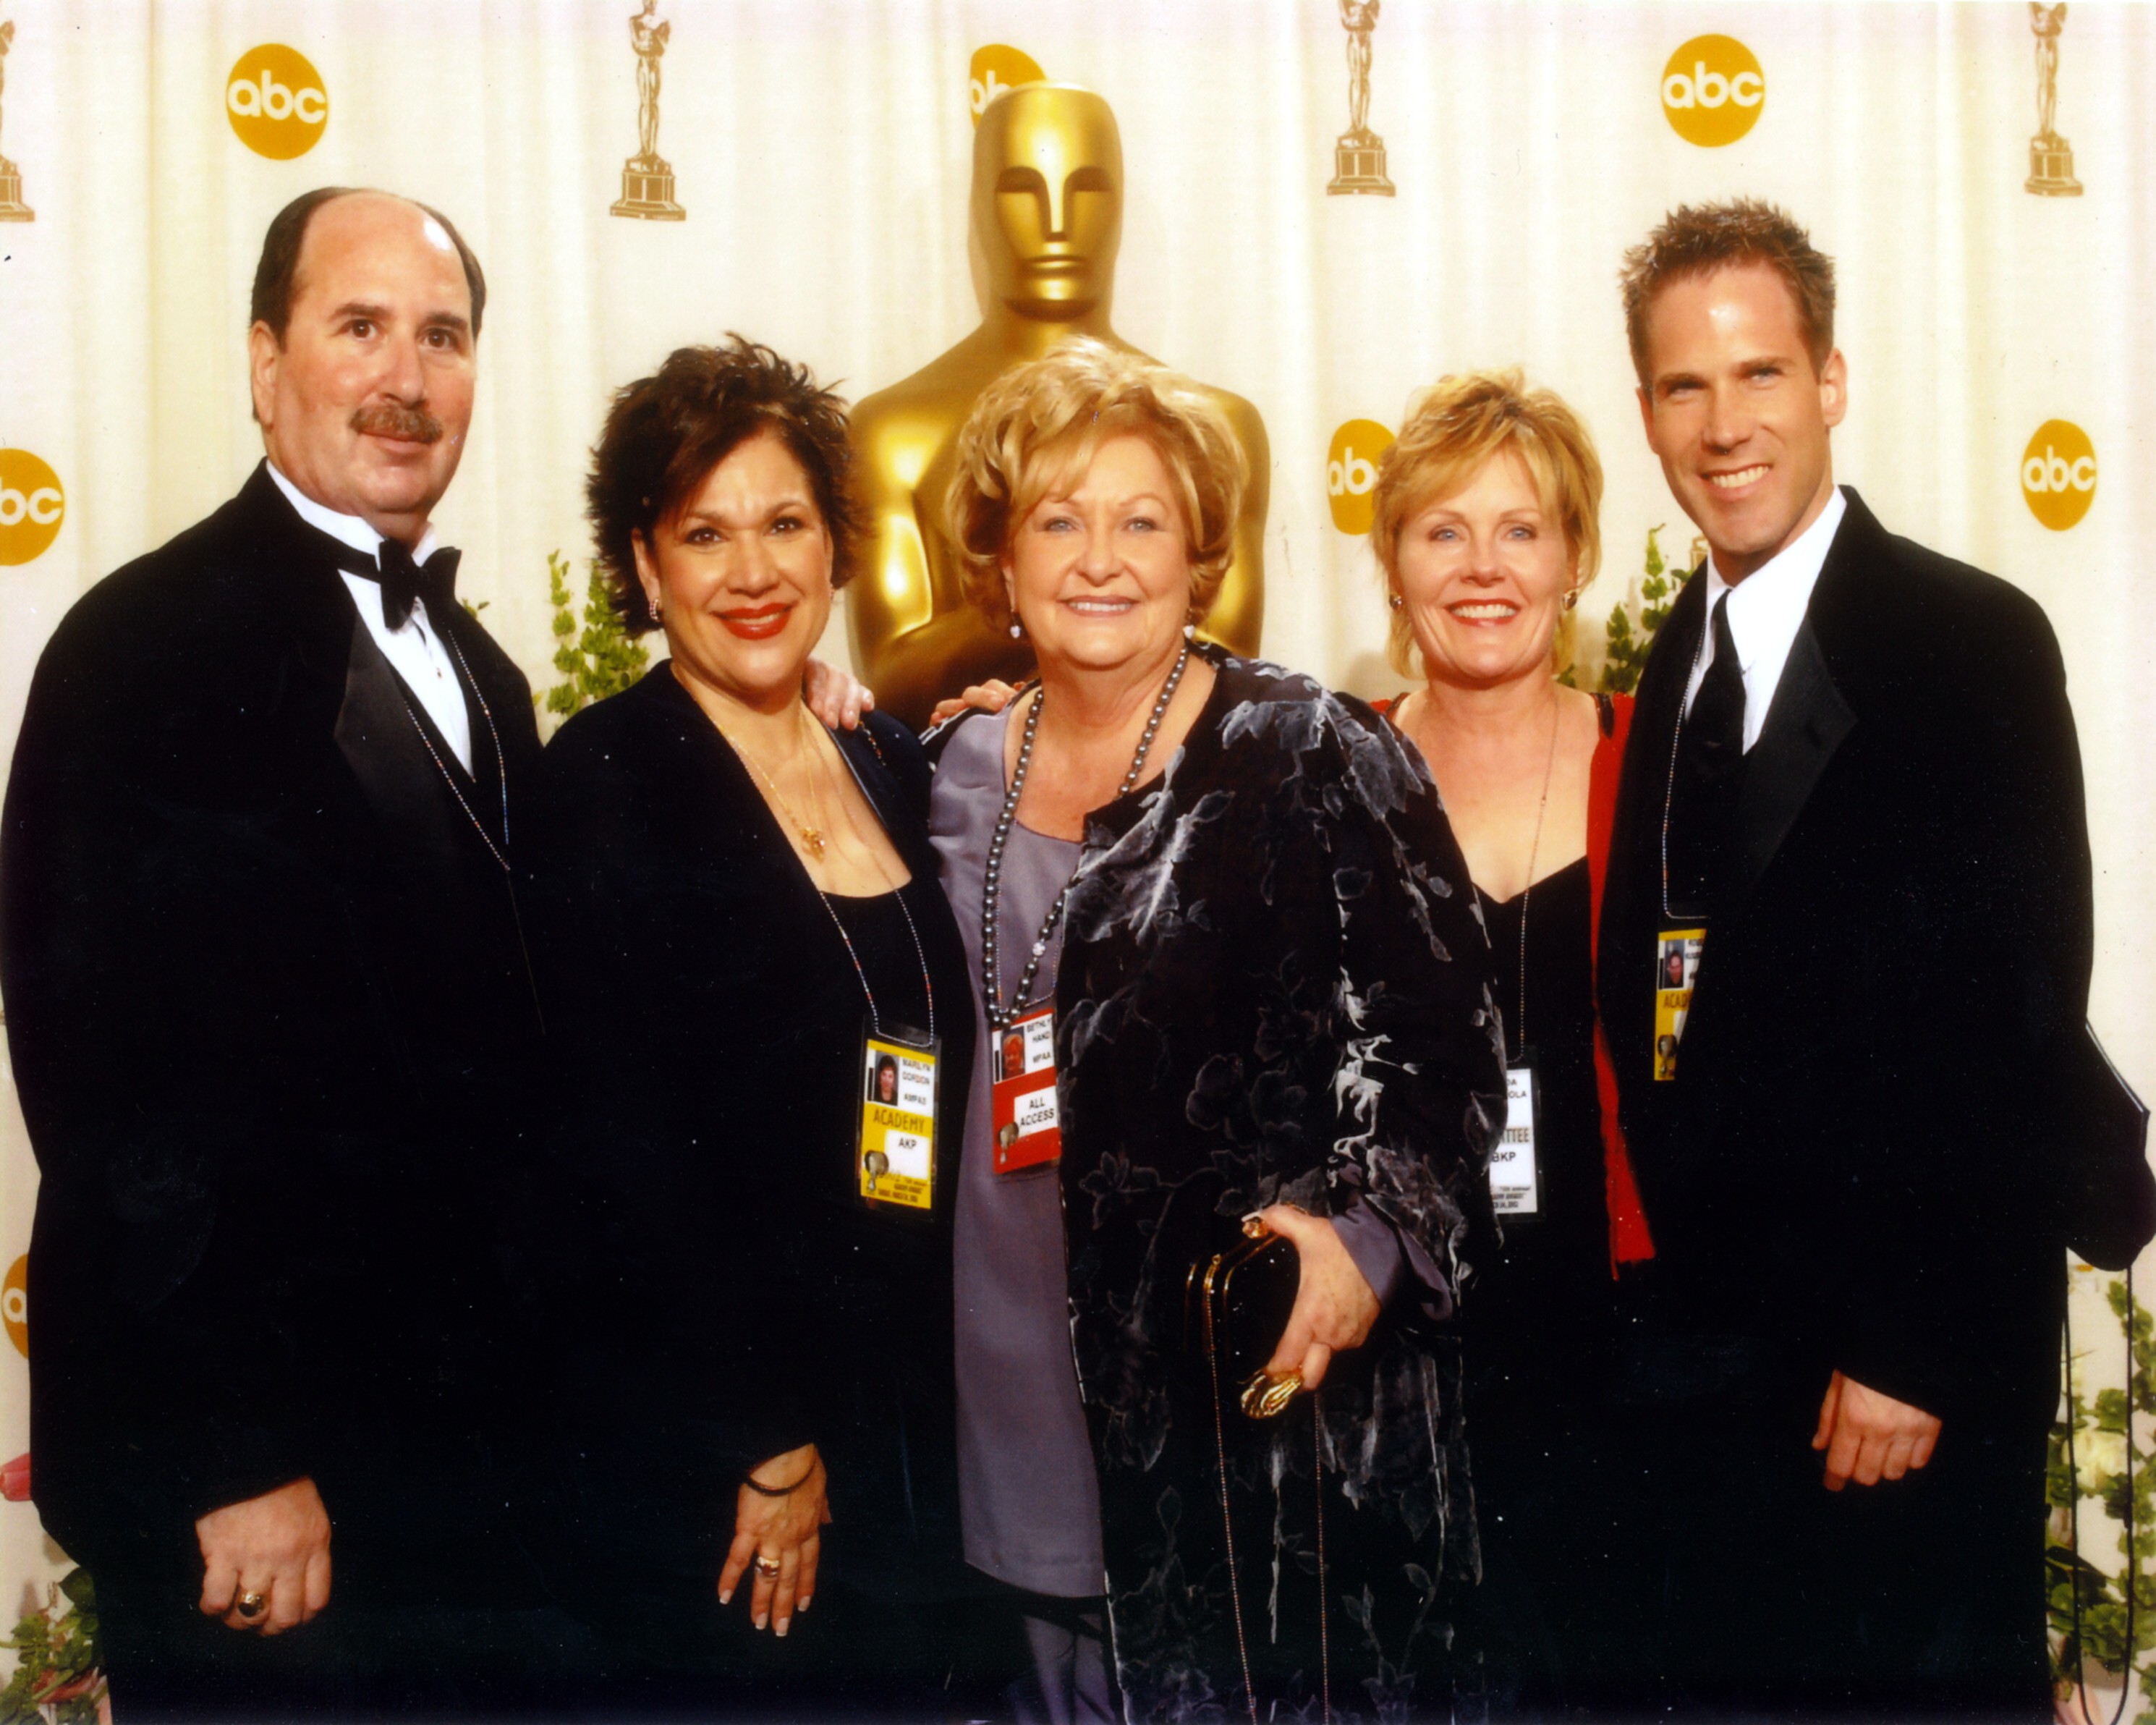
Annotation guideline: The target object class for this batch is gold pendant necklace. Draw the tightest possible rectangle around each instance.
[718,705,830,860]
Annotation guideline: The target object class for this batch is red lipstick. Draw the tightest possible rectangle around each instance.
[718,603,791,640]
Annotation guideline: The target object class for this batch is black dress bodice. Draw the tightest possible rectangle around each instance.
[1466,855,1614,1420]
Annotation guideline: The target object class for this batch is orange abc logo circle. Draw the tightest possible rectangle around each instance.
[1327,420,1396,536]
[3,1256,25,1360]
[0,449,65,565]
[1661,35,1765,148]
[970,45,1046,126]
[2021,420,2097,531]
[226,45,328,160]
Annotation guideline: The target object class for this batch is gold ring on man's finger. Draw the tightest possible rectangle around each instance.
[752,1554,782,1578]
[236,1591,268,1620]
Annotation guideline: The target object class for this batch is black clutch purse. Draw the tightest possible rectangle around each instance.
[1184,1217,1336,1719]
[1184,1216,1306,1420]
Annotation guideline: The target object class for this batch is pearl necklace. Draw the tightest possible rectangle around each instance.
[980,642,1192,1033]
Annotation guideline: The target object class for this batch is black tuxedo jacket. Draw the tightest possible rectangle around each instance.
[0,463,543,1572]
[1598,488,2121,1428]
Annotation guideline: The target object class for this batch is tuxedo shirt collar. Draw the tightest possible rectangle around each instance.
[1687,483,1847,751]
[266,462,474,771]
[266,459,442,574]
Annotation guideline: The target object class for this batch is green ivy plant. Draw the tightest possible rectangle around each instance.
[1,1569,103,1725]
[543,551,649,729]
[2050,1276,2156,1712]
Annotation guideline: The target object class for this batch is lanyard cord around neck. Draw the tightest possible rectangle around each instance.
[720,714,936,1046]
[980,642,1190,1033]
[1658,589,1722,924]
[392,625,512,874]
[1506,697,1560,1064]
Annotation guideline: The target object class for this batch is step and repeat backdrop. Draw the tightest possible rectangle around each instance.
[0,0,2151,1702]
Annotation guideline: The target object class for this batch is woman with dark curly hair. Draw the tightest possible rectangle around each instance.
[518,337,976,1716]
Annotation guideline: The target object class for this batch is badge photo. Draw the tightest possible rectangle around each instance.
[858,1032,939,1211]
[1653,928,1705,1082]
[991,1002,1061,1174]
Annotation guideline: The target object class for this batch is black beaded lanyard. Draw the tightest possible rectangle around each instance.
[729,723,937,1049]
[980,642,1190,1034]
[1658,593,1720,924]
[394,623,512,874]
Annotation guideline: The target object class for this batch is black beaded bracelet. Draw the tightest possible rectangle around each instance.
[742,1464,814,1498]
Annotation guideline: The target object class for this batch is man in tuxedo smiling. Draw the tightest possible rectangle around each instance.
[1,189,561,1716]
[1598,199,2118,1714]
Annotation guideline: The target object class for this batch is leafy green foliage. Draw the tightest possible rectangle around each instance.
[543,551,649,729]
[1,1569,103,1725]
[1592,524,1681,695]
[2049,1277,2156,1708]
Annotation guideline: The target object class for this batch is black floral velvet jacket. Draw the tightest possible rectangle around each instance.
[1051,651,1505,1723]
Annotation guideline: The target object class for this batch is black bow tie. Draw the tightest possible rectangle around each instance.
[340,539,462,631]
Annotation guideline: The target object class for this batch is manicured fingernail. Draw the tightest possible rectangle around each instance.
[718,1590,732,1605]
[754,1613,767,1629]
[776,1618,790,1638]
[798,1598,811,1613]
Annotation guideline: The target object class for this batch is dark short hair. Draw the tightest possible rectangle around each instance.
[1620,198,1835,383]
[250,187,488,344]
[586,338,863,636]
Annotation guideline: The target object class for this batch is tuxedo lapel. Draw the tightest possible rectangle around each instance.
[1613,564,1708,867]
[334,622,503,870]
[1716,497,1881,916]
[1723,619,1854,912]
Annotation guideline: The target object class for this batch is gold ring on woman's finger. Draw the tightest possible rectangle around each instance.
[753,1554,782,1578]
[236,1591,267,1620]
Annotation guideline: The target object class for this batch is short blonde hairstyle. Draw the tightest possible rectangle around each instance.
[945,338,1246,625]
[1369,370,1604,681]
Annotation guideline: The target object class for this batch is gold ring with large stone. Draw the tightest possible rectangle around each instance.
[753,1554,782,1578]
[236,1591,267,1619]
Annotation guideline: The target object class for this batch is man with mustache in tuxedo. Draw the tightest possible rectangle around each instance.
[1,189,576,1717]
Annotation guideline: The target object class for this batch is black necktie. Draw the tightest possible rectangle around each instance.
[342,539,462,631]
[1666,593,1745,916]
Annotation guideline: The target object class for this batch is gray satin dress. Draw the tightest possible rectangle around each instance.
[928,708,1105,1598]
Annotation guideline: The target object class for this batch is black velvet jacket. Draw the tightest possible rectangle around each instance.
[1024,651,1506,1722]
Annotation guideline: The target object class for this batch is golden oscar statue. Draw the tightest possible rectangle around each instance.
[0,19,32,223]
[847,83,1269,725]
[2024,3,2082,196]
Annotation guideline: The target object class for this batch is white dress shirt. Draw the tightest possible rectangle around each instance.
[1681,485,1848,753]
[267,462,473,771]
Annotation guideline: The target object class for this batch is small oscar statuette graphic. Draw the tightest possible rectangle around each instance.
[611,0,684,221]
[2024,3,2082,196]
[1328,0,1393,197]
[0,18,33,222]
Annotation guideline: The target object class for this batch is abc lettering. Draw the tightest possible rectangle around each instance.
[2024,446,2097,493]
[969,69,1008,116]
[0,486,61,527]
[1328,447,1378,497]
[1665,64,1764,109]
[228,70,327,124]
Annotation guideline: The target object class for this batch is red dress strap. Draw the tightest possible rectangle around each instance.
[1588,692,1656,1270]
